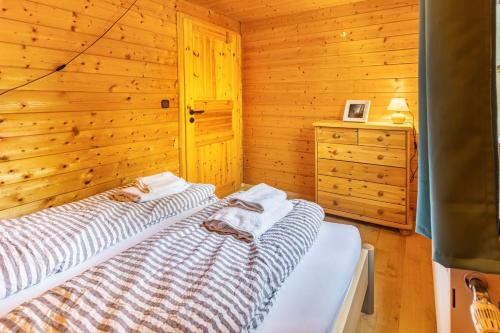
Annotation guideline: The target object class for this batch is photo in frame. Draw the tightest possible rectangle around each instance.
[343,100,371,123]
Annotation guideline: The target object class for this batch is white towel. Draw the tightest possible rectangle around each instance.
[111,182,190,203]
[228,183,287,213]
[136,172,186,193]
[204,200,294,242]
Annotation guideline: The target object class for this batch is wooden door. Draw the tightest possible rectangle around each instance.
[179,15,242,197]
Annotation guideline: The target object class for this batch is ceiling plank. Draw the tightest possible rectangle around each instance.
[176,0,241,32]
[184,0,364,22]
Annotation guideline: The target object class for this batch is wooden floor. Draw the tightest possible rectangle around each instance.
[324,216,437,333]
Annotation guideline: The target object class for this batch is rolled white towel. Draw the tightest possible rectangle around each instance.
[136,172,186,193]
[228,183,287,213]
[203,200,294,242]
[111,182,190,203]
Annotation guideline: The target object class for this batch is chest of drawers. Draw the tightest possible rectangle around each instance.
[314,120,413,234]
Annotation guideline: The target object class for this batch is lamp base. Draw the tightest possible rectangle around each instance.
[391,112,406,124]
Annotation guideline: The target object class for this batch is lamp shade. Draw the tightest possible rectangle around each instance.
[387,98,410,112]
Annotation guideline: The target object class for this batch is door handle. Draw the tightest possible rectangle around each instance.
[188,106,205,115]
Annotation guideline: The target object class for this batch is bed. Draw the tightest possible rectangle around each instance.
[0,183,217,299]
[0,195,374,333]
[0,203,211,317]
[256,222,374,333]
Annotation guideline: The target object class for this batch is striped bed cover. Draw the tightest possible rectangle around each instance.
[0,184,216,300]
[0,198,324,333]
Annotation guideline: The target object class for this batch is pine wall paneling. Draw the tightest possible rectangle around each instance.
[0,0,420,220]
[0,0,238,218]
[241,0,419,219]
[185,0,366,22]
[176,0,241,33]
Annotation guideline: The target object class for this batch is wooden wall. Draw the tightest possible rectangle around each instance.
[241,0,419,212]
[0,0,238,219]
[0,0,420,218]
[185,0,362,22]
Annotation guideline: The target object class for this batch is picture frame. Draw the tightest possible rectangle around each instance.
[343,100,371,123]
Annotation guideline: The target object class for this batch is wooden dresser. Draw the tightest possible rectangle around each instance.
[313,120,413,234]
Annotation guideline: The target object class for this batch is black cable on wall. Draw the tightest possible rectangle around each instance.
[0,0,139,97]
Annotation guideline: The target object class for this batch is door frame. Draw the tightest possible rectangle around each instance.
[176,12,243,184]
[177,12,189,179]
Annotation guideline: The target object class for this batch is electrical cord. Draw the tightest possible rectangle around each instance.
[0,0,139,97]
[407,111,419,183]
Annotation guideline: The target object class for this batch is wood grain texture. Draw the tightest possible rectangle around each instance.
[318,159,407,187]
[0,0,182,218]
[179,15,242,198]
[315,121,413,231]
[241,0,419,216]
[176,0,241,33]
[327,217,437,333]
[185,0,366,22]
[319,191,407,224]
[318,175,406,205]
[317,143,407,168]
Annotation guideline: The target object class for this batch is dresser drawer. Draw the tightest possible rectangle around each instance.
[317,143,407,168]
[317,159,407,187]
[317,175,406,205]
[318,191,407,224]
[358,129,406,148]
[316,127,358,144]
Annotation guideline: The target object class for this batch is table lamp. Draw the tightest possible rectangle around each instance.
[387,98,409,124]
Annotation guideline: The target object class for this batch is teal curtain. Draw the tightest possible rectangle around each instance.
[417,0,500,273]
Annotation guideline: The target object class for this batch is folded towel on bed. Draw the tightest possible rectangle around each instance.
[136,172,186,193]
[228,183,287,213]
[111,182,190,203]
[204,199,294,242]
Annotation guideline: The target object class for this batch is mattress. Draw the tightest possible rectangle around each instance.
[0,216,362,333]
[255,222,362,333]
[0,204,210,317]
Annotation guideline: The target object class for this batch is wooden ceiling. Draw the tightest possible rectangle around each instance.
[185,0,364,22]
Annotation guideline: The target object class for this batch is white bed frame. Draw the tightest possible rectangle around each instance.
[332,244,375,333]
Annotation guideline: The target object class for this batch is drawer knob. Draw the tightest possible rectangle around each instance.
[377,154,384,160]
[378,191,384,197]
[377,136,384,142]
[332,134,341,139]
[331,167,337,172]
[377,173,385,179]
[332,150,338,155]
[377,209,384,215]
[333,184,338,189]
[333,200,339,206]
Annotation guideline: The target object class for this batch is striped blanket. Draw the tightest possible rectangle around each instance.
[0,184,216,300]
[0,198,324,333]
